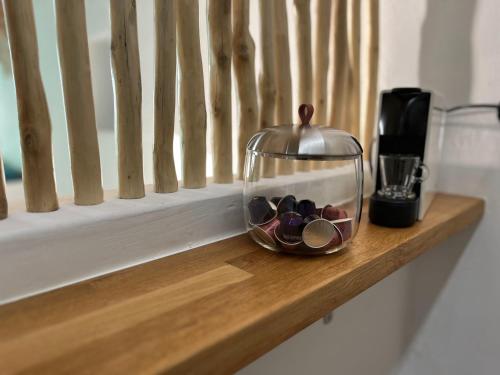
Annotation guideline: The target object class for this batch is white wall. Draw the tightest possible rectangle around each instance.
[240,1,500,374]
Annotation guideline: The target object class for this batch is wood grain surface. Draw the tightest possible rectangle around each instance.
[153,0,178,193]
[232,0,258,180]
[208,0,233,184]
[176,0,207,188]
[55,0,103,205]
[110,0,145,199]
[3,0,59,212]
[0,194,484,374]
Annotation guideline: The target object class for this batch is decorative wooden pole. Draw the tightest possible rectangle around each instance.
[313,0,332,126]
[3,0,58,212]
[209,0,233,184]
[347,0,361,139]
[274,0,294,176]
[110,0,145,199]
[328,0,350,132]
[294,0,313,172]
[312,0,332,169]
[154,0,178,193]
[233,0,258,180]
[0,155,6,220]
[362,0,379,156]
[176,0,207,188]
[55,0,103,205]
[258,0,276,178]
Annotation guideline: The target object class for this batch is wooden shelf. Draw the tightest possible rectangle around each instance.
[0,193,484,374]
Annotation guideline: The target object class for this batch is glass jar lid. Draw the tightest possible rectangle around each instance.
[246,104,363,160]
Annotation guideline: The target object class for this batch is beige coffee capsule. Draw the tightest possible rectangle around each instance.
[302,218,342,251]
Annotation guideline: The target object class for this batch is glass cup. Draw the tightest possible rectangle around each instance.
[378,154,428,200]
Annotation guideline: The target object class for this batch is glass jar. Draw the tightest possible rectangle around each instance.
[243,104,363,255]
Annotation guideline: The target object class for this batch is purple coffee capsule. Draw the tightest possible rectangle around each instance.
[277,195,297,216]
[279,212,303,242]
[248,196,276,225]
[297,199,316,218]
[274,225,303,251]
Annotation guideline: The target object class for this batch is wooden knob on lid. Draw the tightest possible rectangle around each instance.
[298,104,314,128]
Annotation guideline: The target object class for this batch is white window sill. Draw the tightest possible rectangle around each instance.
[0,163,373,304]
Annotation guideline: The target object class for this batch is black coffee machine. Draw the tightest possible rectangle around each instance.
[369,87,445,227]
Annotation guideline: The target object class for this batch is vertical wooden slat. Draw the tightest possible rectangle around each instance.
[55,0,103,205]
[232,0,258,180]
[347,0,361,139]
[294,0,313,172]
[312,0,332,169]
[313,0,332,126]
[362,0,379,155]
[0,155,6,219]
[258,0,276,178]
[154,0,178,193]
[274,0,294,175]
[110,0,145,199]
[176,0,207,188]
[2,0,58,212]
[328,0,349,132]
[209,0,233,184]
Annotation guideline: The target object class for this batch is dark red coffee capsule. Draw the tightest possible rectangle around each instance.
[331,217,353,242]
[321,205,348,221]
[252,218,280,247]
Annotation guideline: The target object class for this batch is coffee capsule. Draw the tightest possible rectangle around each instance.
[303,214,320,226]
[302,218,342,251]
[321,205,348,221]
[331,217,353,241]
[277,195,297,216]
[297,199,316,218]
[251,218,280,247]
[274,225,303,251]
[270,197,282,207]
[279,212,303,242]
[268,200,278,211]
[248,196,276,225]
